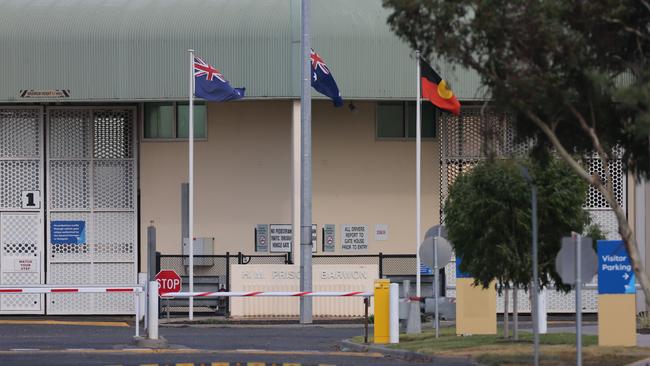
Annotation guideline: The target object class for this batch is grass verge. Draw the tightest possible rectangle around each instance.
[352,327,650,366]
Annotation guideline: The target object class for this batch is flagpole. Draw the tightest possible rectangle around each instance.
[188,48,195,320]
[416,51,422,298]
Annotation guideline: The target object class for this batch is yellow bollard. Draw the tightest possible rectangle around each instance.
[374,279,390,344]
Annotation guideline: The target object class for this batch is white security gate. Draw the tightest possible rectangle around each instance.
[46,107,137,314]
[0,107,45,314]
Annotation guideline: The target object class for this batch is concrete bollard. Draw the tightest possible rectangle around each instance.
[389,283,399,343]
[148,280,159,340]
[406,297,422,334]
[374,279,390,344]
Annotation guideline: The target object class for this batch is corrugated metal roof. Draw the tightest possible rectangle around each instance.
[0,0,484,102]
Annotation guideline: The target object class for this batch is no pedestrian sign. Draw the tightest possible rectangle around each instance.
[598,240,635,294]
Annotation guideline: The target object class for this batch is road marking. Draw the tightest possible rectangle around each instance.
[0,320,129,327]
[67,348,96,351]
[10,348,39,352]
[0,348,381,358]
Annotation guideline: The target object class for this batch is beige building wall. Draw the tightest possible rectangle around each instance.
[139,100,439,271]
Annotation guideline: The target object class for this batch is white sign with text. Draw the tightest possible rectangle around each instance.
[341,224,368,252]
[375,224,389,241]
[269,224,293,252]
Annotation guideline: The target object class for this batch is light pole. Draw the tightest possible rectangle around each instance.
[520,166,539,366]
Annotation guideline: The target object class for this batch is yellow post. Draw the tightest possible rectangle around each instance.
[456,278,497,335]
[598,294,637,346]
[374,279,390,344]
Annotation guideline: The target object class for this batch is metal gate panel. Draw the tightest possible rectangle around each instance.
[46,107,137,315]
[0,107,44,314]
[0,213,43,312]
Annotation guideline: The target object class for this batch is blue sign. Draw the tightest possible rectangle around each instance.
[598,240,635,294]
[420,263,433,275]
[455,256,471,278]
[51,221,86,245]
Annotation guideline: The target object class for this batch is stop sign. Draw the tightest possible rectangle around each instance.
[155,270,181,296]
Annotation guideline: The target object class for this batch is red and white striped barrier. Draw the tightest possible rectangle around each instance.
[0,286,143,294]
[0,285,144,338]
[161,291,373,298]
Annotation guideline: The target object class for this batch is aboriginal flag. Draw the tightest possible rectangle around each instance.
[420,58,460,115]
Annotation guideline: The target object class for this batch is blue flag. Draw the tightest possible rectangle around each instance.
[310,49,343,107]
[194,56,245,102]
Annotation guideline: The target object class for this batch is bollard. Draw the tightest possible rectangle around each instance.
[389,283,399,343]
[406,297,422,334]
[374,279,390,344]
[538,288,547,334]
[148,280,159,340]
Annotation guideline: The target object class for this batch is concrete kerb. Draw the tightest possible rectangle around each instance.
[627,357,650,366]
[132,336,169,349]
[338,339,479,365]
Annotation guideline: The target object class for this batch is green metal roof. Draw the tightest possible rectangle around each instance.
[0,0,484,102]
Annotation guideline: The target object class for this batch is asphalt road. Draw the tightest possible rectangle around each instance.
[0,322,472,366]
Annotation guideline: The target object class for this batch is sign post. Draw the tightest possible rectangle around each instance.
[419,234,452,338]
[555,235,598,366]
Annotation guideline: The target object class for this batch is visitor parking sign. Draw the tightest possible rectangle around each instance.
[598,240,635,294]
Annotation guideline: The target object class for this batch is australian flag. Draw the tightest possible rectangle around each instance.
[310,49,343,107]
[194,56,245,102]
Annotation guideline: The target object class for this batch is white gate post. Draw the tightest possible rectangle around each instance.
[389,283,399,343]
[134,291,140,338]
[147,281,159,340]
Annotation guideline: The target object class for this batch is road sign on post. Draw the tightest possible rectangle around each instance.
[555,235,598,366]
[419,234,452,338]
[155,270,181,297]
[419,236,452,269]
[555,236,598,285]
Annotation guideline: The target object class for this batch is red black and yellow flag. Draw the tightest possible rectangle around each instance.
[420,58,461,115]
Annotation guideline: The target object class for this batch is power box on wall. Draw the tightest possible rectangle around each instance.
[182,237,215,266]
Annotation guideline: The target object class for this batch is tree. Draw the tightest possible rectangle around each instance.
[445,157,593,292]
[383,0,650,304]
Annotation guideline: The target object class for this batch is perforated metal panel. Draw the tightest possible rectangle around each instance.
[0,107,44,314]
[495,286,599,313]
[438,106,625,313]
[46,107,137,315]
[584,158,625,209]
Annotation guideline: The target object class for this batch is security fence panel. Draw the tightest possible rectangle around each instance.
[438,106,624,313]
[0,107,45,314]
[46,107,137,314]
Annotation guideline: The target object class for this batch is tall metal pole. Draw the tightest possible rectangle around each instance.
[415,51,422,298]
[187,49,195,320]
[299,0,313,324]
[576,233,582,366]
[531,184,539,366]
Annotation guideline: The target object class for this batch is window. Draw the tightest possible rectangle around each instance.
[376,101,436,139]
[143,102,207,140]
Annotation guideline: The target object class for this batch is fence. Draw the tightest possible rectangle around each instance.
[157,252,417,315]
